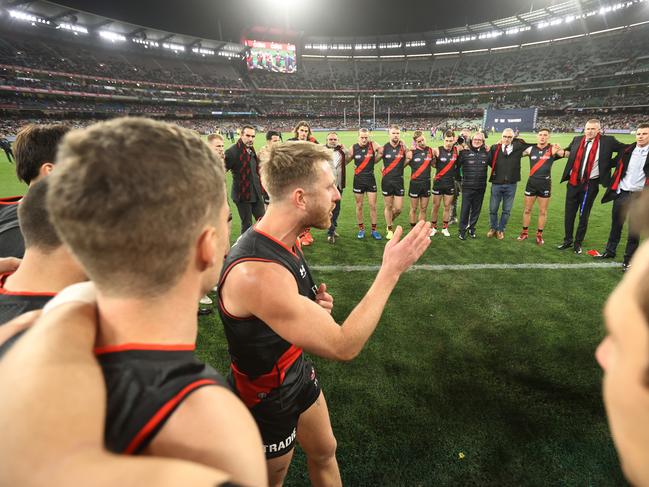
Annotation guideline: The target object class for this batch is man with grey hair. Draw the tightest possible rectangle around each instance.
[557,119,625,254]
[487,128,533,240]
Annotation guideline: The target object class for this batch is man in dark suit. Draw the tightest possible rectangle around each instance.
[594,123,649,270]
[556,119,626,254]
[224,125,265,234]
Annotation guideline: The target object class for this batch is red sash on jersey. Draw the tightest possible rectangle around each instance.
[354,143,375,176]
[382,143,405,177]
[411,148,433,181]
[434,146,458,181]
[529,146,553,177]
[569,134,600,186]
[230,344,303,408]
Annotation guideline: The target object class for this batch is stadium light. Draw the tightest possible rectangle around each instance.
[163,42,186,52]
[58,22,88,34]
[9,9,50,25]
[99,31,126,42]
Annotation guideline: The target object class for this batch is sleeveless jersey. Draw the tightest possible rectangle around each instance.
[98,345,226,454]
[381,142,406,180]
[528,145,558,180]
[352,143,377,179]
[410,147,433,182]
[435,146,459,185]
[217,227,317,410]
[0,272,55,359]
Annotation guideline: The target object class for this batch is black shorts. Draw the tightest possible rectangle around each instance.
[525,178,551,198]
[432,181,455,196]
[249,361,321,459]
[408,180,431,198]
[353,176,377,194]
[381,178,404,197]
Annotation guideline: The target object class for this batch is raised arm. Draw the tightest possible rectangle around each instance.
[221,221,431,362]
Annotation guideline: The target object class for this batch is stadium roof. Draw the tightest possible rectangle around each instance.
[2,0,648,57]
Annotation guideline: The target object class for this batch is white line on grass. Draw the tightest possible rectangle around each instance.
[311,262,622,272]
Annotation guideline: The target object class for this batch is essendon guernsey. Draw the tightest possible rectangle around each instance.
[217,227,317,410]
[353,143,376,178]
[410,147,433,182]
[435,146,459,185]
[381,142,406,180]
[528,145,558,180]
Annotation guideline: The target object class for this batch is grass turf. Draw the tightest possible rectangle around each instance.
[0,129,636,485]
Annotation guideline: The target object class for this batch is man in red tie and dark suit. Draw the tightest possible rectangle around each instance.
[556,119,626,254]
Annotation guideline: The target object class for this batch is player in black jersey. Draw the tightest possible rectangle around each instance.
[0,179,85,338]
[43,118,266,486]
[347,128,384,240]
[219,141,431,486]
[381,125,409,240]
[517,129,564,245]
[430,130,460,238]
[407,131,433,228]
[0,303,238,487]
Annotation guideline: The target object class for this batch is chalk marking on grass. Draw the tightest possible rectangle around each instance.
[310,262,622,272]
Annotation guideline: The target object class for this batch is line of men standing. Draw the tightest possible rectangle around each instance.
[221,119,648,269]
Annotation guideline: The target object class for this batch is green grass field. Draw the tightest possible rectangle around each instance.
[0,130,636,486]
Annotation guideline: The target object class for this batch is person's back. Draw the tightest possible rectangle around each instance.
[0,179,86,356]
[46,117,266,486]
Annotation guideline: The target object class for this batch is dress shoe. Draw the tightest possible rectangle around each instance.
[594,250,616,259]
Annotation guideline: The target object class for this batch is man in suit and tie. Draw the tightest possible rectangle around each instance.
[594,123,649,270]
[556,119,626,254]
[224,125,265,234]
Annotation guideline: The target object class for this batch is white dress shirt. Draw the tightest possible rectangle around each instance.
[619,144,649,192]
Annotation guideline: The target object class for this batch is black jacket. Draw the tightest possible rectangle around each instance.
[224,141,263,203]
[561,134,626,188]
[488,138,533,184]
[458,145,490,190]
[601,142,649,203]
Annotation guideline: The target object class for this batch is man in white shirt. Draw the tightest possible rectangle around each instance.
[596,123,649,270]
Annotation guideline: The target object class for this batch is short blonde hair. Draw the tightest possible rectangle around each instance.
[48,117,226,297]
[261,141,333,201]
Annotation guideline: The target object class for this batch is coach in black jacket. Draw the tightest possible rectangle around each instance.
[557,119,626,254]
[224,125,265,234]
[457,132,490,239]
[595,123,649,269]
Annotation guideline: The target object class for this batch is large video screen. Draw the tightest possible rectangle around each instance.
[244,39,297,73]
[483,108,538,132]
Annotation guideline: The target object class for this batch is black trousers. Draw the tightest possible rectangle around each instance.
[563,178,600,245]
[328,188,343,236]
[3,148,13,162]
[459,187,485,234]
[235,199,265,234]
[605,190,641,263]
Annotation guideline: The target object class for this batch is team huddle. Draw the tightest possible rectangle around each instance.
[0,116,648,487]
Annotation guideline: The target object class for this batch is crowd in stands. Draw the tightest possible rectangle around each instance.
[0,25,647,131]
